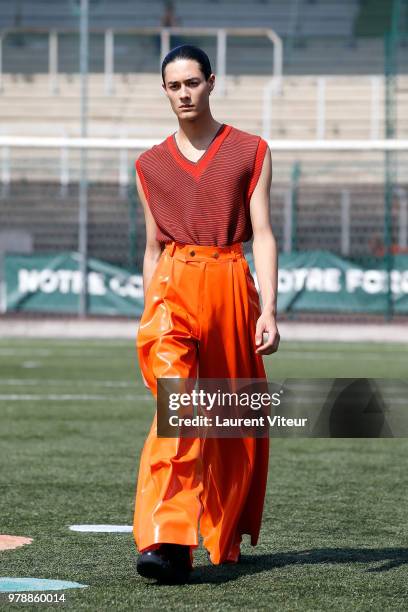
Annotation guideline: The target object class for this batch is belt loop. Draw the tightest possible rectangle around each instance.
[233,243,241,261]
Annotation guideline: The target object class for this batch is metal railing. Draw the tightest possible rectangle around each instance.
[1,135,407,194]
[1,137,407,319]
[0,26,283,96]
[1,28,405,142]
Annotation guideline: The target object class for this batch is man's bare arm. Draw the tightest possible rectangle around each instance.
[135,169,163,301]
[249,145,280,355]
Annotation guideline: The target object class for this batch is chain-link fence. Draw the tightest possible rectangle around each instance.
[0,140,407,318]
[1,0,408,318]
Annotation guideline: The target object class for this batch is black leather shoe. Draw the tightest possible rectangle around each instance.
[136,544,192,584]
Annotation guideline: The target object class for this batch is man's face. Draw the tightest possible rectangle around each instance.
[162,59,214,120]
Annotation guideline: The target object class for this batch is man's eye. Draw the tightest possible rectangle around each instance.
[169,82,198,89]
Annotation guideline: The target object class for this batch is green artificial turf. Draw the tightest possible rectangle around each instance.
[0,338,407,611]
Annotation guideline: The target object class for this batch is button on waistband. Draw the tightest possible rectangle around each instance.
[189,250,195,256]
[213,252,220,259]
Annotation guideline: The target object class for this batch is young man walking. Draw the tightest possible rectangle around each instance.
[133,44,279,584]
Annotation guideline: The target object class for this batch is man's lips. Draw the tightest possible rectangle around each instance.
[180,105,194,109]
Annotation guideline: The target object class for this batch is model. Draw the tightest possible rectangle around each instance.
[133,44,280,584]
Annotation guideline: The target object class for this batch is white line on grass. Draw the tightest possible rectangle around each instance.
[0,349,133,357]
[0,379,139,388]
[0,394,152,401]
[277,351,407,360]
[1,347,406,359]
[69,525,133,533]
[0,349,52,356]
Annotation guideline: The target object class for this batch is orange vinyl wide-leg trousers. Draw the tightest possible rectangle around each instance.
[133,241,269,565]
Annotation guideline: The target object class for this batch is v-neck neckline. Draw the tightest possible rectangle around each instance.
[172,123,225,165]
[166,123,232,180]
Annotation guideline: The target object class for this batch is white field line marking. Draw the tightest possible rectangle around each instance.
[0,379,139,388]
[0,341,134,347]
[1,347,407,358]
[0,394,152,401]
[276,351,407,360]
[69,525,133,533]
[0,348,134,357]
[0,349,53,356]
[0,346,407,357]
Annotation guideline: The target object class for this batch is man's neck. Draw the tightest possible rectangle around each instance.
[176,115,223,147]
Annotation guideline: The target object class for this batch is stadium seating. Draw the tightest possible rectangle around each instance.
[0,0,358,36]
[1,0,407,268]
[1,31,401,76]
[1,73,407,143]
[3,0,406,76]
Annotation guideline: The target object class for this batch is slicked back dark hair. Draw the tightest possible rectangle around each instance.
[161,44,212,84]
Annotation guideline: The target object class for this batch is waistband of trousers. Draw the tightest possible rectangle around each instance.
[164,240,244,261]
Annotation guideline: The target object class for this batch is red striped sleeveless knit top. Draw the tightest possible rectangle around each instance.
[135,123,268,246]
